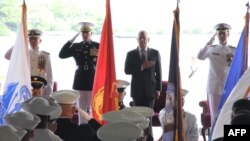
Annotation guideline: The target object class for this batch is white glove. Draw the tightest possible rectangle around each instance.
[75,106,92,122]
[69,32,80,43]
[207,33,216,45]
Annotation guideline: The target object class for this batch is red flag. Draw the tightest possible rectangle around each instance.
[91,0,118,124]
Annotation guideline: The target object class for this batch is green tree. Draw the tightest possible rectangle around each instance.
[0,0,21,35]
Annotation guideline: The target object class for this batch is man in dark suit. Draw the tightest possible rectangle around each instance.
[59,22,99,124]
[124,30,162,109]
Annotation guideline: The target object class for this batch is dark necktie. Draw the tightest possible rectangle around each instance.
[141,49,146,63]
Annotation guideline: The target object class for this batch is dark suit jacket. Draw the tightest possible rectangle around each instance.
[59,41,99,90]
[55,118,101,141]
[124,47,162,99]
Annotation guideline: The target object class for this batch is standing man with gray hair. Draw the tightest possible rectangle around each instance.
[125,30,162,140]
[59,22,99,124]
[197,23,236,125]
[125,30,162,109]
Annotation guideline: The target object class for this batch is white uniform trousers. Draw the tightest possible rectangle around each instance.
[77,90,92,125]
[207,93,222,126]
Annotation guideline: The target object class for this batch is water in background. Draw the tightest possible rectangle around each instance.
[0,33,242,132]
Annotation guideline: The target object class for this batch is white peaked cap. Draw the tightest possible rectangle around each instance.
[28,29,43,37]
[103,110,149,129]
[117,79,130,88]
[0,125,27,141]
[21,96,59,117]
[5,111,41,130]
[51,90,80,105]
[122,106,154,117]
[97,121,142,141]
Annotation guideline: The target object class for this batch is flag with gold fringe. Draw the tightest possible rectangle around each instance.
[0,1,31,124]
[91,0,118,124]
[212,4,249,140]
[168,5,186,141]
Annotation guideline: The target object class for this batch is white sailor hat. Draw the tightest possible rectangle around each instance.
[97,121,142,141]
[213,23,232,31]
[122,106,154,118]
[4,111,41,130]
[28,29,43,37]
[117,79,130,93]
[79,22,94,32]
[182,89,189,96]
[0,125,27,141]
[166,83,189,96]
[47,98,62,120]
[103,110,149,129]
[51,90,80,105]
[21,96,59,117]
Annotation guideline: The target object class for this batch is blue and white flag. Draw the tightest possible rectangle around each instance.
[212,5,249,140]
[0,2,31,124]
[212,66,250,140]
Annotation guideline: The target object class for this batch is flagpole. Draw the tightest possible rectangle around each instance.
[176,0,180,7]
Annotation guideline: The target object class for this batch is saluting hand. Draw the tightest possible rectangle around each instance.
[207,33,217,45]
[69,32,80,43]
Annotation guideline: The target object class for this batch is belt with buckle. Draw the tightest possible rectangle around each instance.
[77,65,95,71]
[163,124,175,132]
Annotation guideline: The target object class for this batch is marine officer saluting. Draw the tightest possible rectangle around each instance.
[59,21,99,124]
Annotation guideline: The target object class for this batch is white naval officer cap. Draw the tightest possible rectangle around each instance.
[117,79,130,89]
[28,29,43,38]
[21,96,59,118]
[103,110,149,130]
[213,23,232,31]
[97,121,142,141]
[0,125,27,141]
[50,90,80,105]
[4,111,41,130]
[117,79,130,93]
[79,21,95,32]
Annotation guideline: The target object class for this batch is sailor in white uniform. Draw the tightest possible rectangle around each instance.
[21,96,63,141]
[5,111,41,141]
[4,29,53,97]
[0,125,27,141]
[158,87,199,141]
[197,23,236,125]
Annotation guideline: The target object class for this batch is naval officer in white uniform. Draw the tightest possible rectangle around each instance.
[5,29,53,97]
[197,23,236,125]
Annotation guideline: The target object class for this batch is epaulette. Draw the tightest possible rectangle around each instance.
[228,45,236,48]
[211,45,216,47]
[41,51,50,55]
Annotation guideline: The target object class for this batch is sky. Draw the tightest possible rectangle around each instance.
[71,0,249,34]
[19,0,250,34]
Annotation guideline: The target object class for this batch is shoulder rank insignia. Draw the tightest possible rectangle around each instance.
[41,50,50,55]
[228,45,236,48]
